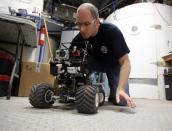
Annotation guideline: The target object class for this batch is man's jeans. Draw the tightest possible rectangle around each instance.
[87,57,130,106]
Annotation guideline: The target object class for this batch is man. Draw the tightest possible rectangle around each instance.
[71,3,135,107]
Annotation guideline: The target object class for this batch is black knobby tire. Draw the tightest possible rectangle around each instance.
[75,85,99,114]
[99,86,105,106]
[29,83,55,108]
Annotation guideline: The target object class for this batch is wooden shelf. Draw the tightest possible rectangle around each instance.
[162,54,172,62]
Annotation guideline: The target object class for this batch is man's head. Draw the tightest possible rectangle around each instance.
[75,3,100,39]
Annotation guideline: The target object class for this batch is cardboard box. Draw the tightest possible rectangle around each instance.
[18,62,55,96]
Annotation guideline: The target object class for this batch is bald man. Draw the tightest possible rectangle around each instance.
[71,3,135,107]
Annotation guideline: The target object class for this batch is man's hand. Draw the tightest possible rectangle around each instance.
[116,88,136,108]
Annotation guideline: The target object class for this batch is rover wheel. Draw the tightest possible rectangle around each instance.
[99,86,105,106]
[29,83,55,108]
[75,85,99,114]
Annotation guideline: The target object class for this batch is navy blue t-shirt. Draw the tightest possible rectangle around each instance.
[71,22,130,68]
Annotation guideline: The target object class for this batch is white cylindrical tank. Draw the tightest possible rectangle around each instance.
[106,3,172,99]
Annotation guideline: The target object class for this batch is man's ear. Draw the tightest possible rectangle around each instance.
[96,18,100,23]
[95,18,100,27]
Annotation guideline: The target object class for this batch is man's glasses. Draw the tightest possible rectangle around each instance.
[75,19,95,28]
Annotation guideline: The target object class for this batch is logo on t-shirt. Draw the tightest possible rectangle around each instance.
[100,46,108,54]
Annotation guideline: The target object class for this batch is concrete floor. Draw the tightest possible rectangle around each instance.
[0,97,172,131]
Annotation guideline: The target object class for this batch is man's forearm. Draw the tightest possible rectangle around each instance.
[117,59,131,90]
